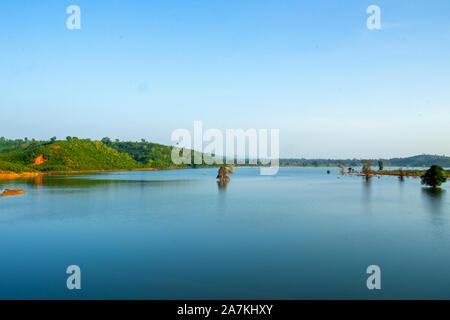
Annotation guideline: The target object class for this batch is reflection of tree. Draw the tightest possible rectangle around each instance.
[361,174,372,210]
[217,180,229,190]
[398,168,405,182]
[421,187,446,216]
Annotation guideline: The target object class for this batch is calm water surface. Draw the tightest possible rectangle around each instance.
[0,167,449,299]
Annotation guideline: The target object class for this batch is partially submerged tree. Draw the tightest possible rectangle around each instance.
[421,165,447,188]
[362,160,373,180]
[362,160,372,174]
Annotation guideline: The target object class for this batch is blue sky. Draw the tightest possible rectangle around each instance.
[1,0,449,158]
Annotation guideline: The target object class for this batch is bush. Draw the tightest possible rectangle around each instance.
[421,165,447,188]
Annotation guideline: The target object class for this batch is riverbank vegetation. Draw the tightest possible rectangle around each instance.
[1,137,450,177]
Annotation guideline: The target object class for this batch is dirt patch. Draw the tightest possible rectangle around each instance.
[0,189,25,197]
[0,171,41,180]
[32,155,47,166]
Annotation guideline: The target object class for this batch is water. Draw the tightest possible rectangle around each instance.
[0,167,449,299]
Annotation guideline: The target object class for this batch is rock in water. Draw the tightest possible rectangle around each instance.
[0,189,26,197]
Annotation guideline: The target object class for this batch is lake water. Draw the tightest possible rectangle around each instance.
[0,167,449,299]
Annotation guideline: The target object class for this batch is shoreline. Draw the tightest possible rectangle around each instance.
[0,171,42,181]
[0,168,158,181]
[349,169,450,179]
[0,166,221,181]
[1,167,449,182]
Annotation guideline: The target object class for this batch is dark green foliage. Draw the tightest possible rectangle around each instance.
[109,141,216,168]
[421,165,447,188]
[378,160,384,171]
[109,141,176,168]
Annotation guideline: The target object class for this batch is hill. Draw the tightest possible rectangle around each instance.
[103,139,177,168]
[0,137,218,173]
[384,155,450,167]
[280,154,450,168]
[0,139,142,172]
[100,137,217,168]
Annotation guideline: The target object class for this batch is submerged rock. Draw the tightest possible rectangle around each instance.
[0,189,26,197]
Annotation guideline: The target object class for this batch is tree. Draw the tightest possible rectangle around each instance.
[378,160,384,171]
[101,137,112,145]
[50,136,57,143]
[66,136,72,141]
[362,160,373,174]
[421,165,447,188]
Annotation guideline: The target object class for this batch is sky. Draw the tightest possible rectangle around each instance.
[1,0,449,158]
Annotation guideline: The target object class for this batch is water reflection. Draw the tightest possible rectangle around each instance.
[421,187,446,216]
[361,176,372,212]
[217,180,229,191]
[1,168,450,299]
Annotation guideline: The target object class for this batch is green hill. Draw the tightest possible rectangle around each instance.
[0,137,218,173]
[99,137,218,169]
[106,140,176,168]
[0,139,142,172]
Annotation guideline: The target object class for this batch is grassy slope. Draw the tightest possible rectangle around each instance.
[109,141,218,168]
[0,139,142,172]
[109,141,176,168]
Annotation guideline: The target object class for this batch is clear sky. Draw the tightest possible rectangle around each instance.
[1,0,449,158]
